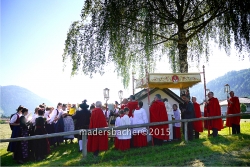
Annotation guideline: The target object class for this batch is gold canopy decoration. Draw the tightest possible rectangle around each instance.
[135,73,201,89]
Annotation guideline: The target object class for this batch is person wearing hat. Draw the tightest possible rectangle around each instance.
[149,94,169,146]
[226,91,241,134]
[72,100,91,152]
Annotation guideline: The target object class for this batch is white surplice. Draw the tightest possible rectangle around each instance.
[132,108,148,134]
[118,115,131,140]
[165,101,174,140]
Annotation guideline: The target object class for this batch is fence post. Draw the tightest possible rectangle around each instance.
[82,130,87,158]
[184,121,188,142]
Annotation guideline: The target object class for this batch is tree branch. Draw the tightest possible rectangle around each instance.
[186,9,228,40]
[119,23,178,41]
[184,0,205,22]
[182,0,191,17]
[155,0,178,22]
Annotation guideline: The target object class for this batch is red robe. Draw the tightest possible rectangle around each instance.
[204,106,209,129]
[87,108,108,152]
[149,100,169,140]
[121,104,128,110]
[127,101,138,117]
[193,102,203,132]
[207,97,223,131]
[226,96,240,126]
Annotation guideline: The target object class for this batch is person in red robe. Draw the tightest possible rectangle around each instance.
[127,95,138,148]
[206,92,223,137]
[87,101,108,157]
[127,95,138,117]
[226,91,241,134]
[192,96,203,139]
[121,98,128,110]
[149,94,169,146]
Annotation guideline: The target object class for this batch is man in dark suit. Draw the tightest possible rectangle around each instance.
[72,100,91,152]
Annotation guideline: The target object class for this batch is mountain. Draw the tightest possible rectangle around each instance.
[189,68,250,103]
[0,85,55,117]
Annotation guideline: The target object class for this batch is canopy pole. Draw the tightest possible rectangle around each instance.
[202,65,210,137]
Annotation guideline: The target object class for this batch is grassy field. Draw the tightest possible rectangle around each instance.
[1,121,250,166]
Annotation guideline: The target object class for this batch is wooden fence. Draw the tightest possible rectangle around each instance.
[0,112,249,159]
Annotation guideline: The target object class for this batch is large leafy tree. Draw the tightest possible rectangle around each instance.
[63,0,250,88]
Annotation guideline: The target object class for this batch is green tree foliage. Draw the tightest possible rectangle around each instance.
[240,103,247,113]
[63,0,250,88]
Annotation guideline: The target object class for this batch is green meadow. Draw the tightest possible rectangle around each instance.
[1,121,250,166]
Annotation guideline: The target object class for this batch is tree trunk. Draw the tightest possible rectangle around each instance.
[177,28,190,98]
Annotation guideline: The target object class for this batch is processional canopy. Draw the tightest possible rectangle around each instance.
[135,73,201,89]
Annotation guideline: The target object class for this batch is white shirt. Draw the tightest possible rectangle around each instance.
[164,101,173,113]
[10,113,22,124]
[114,108,119,114]
[103,110,110,118]
[173,109,181,127]
[130,116,134,125]
[115,117,121,137]
[118,115,131,140]
[44,111,51,123]
[49,108,63,124]
[31,114,38,126]
[132,108,148,133]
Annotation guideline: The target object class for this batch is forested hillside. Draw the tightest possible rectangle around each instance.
[190,68,250,103]
[0,85,55,116]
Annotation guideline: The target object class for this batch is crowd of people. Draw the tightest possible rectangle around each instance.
[7,91,241,164]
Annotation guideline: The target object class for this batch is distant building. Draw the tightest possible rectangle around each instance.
[219,97,250,115]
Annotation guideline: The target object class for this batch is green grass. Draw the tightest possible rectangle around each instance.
[1,121,250,166]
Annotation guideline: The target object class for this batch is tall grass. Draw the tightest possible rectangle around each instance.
[1,122,250,166]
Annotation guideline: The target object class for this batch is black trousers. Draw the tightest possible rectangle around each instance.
[153,137,163,146]
[94,150,99,156]
[183,122,193,140]
[212,128,218,137]
[232,124,240,134]
[195,131,199,139]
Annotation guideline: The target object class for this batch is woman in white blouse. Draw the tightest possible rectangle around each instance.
[132,101,148,147]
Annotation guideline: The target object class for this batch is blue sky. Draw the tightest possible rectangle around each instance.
[1,0,250,106]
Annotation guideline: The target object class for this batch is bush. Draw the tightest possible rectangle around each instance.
[0,120,6,124]
[240,103,247,113]
[241,114,250,119]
